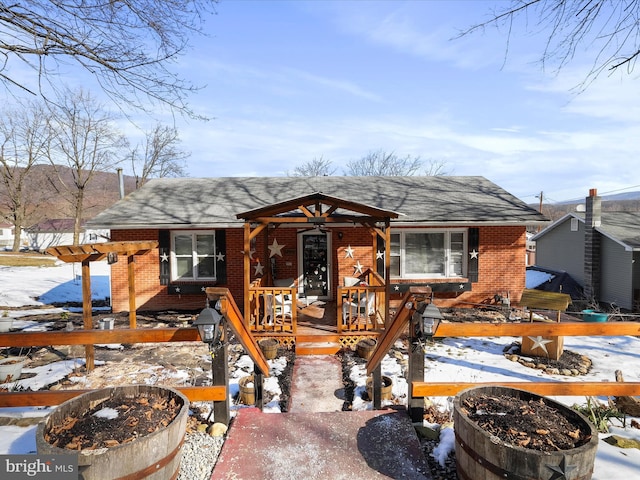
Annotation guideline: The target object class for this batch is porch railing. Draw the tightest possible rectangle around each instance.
[247,278,297,333]
[337,269,386,333]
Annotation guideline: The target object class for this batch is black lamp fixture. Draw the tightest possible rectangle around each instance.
[419,299,443,338]
[193,300,224,347]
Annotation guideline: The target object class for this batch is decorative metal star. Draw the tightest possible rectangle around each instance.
[345,245,354,258]
[547,455,577,480]
[528,335,553,355]
[254,261,264,276]
[376,250,384,260]
[469,249,479,259]
[459,284,465,289]
[268,239,285,257]
[174,286,181,293]
[241,249,256,260]
[354,260,364,274]
[394,285,400,291]
[160,252,169,262]
[201,286,207,292]
[216,252,225,262]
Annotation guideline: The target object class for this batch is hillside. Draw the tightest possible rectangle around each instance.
[533,193,640,223]
[0,165,138,228]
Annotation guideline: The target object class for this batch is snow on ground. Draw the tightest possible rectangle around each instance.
[1,261,640,478]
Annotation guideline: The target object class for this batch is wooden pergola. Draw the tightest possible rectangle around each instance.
[45,241,158,369]
[236,192,400,326]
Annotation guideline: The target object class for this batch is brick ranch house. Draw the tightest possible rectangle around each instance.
[87,176,548,320]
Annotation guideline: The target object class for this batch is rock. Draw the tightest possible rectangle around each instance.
[603,435,640,449]
[208,422,228,437]
[415,425,440,440]
[197,423,208,433]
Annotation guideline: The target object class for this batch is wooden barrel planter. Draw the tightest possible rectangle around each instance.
[238,375,255,405]
[366,375,393,401]
[258,338,279,360]
[36,385,189,480]
[453,386,598,480]
[356,338,377,360]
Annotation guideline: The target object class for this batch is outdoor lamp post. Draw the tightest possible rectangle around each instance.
[408,297,444,422]
[420,301,443,338]
[193,300,229,425]
[193,300,224,347]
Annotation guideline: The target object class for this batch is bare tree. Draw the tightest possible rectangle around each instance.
[46,89,126,244]
[344,150,423,176]
[287,156,336,176]
[0,1,216,117]
[461,1,640,85]
[424,158,452,176]
[0,100,51,251]
[129,124,190,188]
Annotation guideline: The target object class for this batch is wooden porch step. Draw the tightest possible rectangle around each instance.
[295,341,342,356]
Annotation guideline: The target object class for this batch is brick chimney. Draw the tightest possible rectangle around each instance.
[583,188,601,303]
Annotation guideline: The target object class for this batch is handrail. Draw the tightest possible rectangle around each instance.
[434,321,640,337]
[0,287,270,409]
[412,381,640,397]
[247,285,297,333]
[206,287,270,376]
[337,284,386,332]
[0,386,226,407]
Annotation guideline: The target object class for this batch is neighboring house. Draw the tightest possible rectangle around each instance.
[26,219,109,251]
[86,176,548,313]
[532,189,640,311]
[0,223,28,250]
[0,223,15,249]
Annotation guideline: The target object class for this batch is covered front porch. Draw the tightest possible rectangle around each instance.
[236,192,399,350]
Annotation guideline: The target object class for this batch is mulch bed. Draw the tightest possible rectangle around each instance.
[460,393,592,451]
[44,392,181,450]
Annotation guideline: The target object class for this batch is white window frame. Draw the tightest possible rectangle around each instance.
[570,217,579,232]
[170,230,217,281]
[390,228,468,279]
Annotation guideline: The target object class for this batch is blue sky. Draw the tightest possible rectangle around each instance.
[8,1,640,205]
[166,0,640,205]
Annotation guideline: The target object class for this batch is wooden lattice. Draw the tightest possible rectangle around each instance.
[339,335,378,350]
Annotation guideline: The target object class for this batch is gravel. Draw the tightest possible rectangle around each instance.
[178,432,225,480]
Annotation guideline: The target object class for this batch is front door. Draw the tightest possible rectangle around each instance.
[298,230,331,301]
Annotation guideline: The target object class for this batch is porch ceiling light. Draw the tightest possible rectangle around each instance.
[194,301,223,347]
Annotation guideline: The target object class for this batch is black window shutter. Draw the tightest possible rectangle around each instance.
[468,227,479,283]
[215,230,227,284]
[158,230,170,285]
[376,235,385,278]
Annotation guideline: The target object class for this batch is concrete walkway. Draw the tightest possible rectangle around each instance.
[212,355,432,479]
[288,355,345,412]
[211,407,432,479]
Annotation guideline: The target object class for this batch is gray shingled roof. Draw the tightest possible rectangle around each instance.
[596,212,640,249]
[86,176,548,229]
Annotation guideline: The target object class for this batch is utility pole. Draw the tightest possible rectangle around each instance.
[537,191,543,213]
[536,191,543,231]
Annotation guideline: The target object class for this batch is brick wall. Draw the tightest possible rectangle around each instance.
[110,225,527,312]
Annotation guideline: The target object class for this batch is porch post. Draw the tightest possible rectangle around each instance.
[212,342,230,425]
[243,222,251,326]
[384,220,391,328]
[81,259,95,371]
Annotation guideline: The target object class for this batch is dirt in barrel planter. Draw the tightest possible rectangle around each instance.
[44,392,182,450]
[460,392,592,451]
